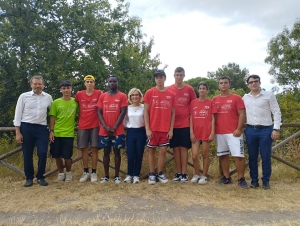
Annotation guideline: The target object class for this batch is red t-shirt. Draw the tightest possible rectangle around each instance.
[190,99,217,140]
[143,87,177,132]
[168,84,197,128]
[212,94,245,134]
[97,91,128,136]
[75,90,102,129]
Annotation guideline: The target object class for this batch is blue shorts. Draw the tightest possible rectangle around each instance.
[98,134,125,149]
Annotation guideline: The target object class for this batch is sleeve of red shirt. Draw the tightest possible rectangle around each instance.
[172,92,178,106]
[143,90,150,103]
[190,86,197,101]
[74,91,79,102]
[235,95,245,110]
[211,100,217,113]
[121,93,128,107]
[97,93,104,108]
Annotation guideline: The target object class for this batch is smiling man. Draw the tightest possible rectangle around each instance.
[243,74,282,190]
[14,76,53,187]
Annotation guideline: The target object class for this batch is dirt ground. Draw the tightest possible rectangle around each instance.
[1,179,300,225]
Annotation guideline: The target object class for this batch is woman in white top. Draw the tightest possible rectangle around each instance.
[123,88,146,183]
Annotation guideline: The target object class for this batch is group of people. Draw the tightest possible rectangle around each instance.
[13,67,282,190]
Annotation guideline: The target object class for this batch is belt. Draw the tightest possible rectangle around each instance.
[247,124,272,129]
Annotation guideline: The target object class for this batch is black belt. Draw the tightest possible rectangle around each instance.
[247,124,272,129]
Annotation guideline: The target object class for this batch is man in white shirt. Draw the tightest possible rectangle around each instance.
[14,76,53,187]
[243,74,282,190]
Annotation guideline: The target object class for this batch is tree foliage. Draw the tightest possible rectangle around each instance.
[265,18,300,90]
[207,62,249,92]
[0,0,160,126]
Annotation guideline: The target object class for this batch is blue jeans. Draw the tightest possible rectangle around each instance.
[20,122,49,180]
[244,125,273,183]
[126,127,147,177]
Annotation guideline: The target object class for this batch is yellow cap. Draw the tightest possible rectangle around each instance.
[84,75,95,81]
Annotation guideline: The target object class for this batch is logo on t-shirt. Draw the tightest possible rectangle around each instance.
[115,99,120,102]
[193,109,208,118]
[220,104,231,113]
[178,97,187,106]
[184,93,189,96]
[166,96,171,99]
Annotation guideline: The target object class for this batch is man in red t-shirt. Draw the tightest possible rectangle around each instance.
[75,75,102,183]
[213,76,248,188]
[168,67,196,182]
[97,76,128,184]
[143,70,177,185]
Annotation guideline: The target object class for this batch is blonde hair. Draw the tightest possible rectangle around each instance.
[127,88,143,104]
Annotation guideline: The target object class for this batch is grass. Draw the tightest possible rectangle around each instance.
[1,133,300,225]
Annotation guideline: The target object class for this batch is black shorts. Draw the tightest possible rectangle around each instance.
[169,127,191,149]
[50,137,74,159]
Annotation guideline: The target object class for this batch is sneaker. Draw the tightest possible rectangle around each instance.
[238,177,249,188]
[191,175,200,183]
[198,176,208,185]
[218,176,232,185]
[100,176,109,183]
[37,179,48,186]
[250,181,259,188]
[172,173,182,182]
[148,172,156,185]
[263,181,270,190]
[79,172,90,183]
[181,173,188,183]
[24,179,33,187]
[55,173,65,182]
[65,172,72,183]
[133,176,140,184]
[90,173,98,183]
[114,176,121,184]
[124,175,133,183]
[157,172,168,183]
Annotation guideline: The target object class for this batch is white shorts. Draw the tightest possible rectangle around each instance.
[215,134,244,157]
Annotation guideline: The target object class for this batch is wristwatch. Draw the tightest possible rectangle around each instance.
[273,129,280,132]
[49,129,54,132]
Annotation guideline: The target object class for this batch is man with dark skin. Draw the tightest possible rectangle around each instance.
[97,76,128,183]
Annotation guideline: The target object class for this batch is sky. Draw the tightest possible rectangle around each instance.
[121,0,300,90]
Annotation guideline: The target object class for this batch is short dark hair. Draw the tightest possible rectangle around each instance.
[30,75,44,84]
[197,82,209,90]
[108,75,119,82]
[59,80,72,87]
[218,76,231,84]
[246,74,260,84]
[174,67,185,74]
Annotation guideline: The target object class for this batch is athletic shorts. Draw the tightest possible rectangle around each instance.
[169,127,191,149]
[98,135,125,149]
[147,131,169,148]
[50,137,74,159]
[215,134,244,157]
[77,127,99,149]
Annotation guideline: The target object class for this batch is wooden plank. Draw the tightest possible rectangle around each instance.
[0,160,25,177]
[0,146,22,160]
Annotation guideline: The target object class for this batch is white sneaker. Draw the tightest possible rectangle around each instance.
[114,176,121,184]
[191,175,200,183]
[100,177,109,183]
[90,173,98,182]
[133,176,140,184]
[124,175,132,183]
[79,172,90,183]
[157,172,168,183]
[55,173,65,182]
[65,172,72,182]
[148,173,156,185]
[198,176,208,185]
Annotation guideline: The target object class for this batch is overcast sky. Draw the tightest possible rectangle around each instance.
[122,0,300,90]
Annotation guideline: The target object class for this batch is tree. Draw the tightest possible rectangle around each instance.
[0,0,160,126]
[207,62,249,92]
[265,18,300,91]
[185,77,218,98]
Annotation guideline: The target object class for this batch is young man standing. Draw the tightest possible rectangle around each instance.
[14,75,53,187]
[97,76,128,184]
[143,70,177,185]
[75,75,102,183]
[213,76,248,188]
[243,74,281,189]
[49,80,78,183]
[168,67,196,182]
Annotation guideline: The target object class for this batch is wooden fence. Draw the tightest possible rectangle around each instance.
[1,123,300,179]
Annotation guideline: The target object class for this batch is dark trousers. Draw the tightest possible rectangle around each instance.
[245,125,273,183]
[126,127,147,177]
[20,122,49,180]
